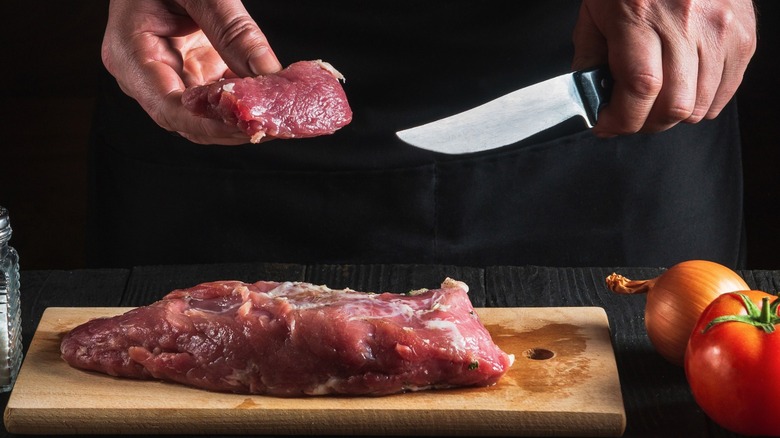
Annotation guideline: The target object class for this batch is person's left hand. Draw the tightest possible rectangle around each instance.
[101,0,282,145]
[572,0,756,137]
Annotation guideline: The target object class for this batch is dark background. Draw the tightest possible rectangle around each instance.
[1,1,778,270]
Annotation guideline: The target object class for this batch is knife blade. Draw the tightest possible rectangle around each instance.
[396,66,612,154]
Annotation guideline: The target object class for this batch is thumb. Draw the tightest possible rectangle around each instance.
[182,0,282,76]
[571,2,607,71]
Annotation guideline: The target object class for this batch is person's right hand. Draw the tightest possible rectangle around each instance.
[102,0,282,145]
[572,0,756,138]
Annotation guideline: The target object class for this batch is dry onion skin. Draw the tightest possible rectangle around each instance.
[606,260,749,366]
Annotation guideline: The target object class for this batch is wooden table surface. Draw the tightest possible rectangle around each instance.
[4,262,778,437]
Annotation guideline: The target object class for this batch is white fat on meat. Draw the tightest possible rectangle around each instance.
[221,82,235,93]
[424,319,467,351]
[314,59,346,82]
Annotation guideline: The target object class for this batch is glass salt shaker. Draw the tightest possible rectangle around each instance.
[0,206,22,392]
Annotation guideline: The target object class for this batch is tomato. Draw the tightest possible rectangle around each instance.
[685,290,780,436]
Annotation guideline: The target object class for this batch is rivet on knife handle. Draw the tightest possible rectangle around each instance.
[573,66,613,128]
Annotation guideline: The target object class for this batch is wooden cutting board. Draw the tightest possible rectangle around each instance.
[4,307,625,436]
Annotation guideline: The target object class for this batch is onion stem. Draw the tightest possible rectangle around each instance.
[605,273,654,295]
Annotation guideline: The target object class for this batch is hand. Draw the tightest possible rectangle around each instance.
[102,0,282,145]
[572,0,756,137]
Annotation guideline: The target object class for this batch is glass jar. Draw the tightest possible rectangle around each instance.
[0,206,22,392]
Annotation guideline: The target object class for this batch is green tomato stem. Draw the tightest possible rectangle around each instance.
[703,293,780,334]
[760,297,772,324]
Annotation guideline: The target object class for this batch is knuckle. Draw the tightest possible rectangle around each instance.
[686,108,707,124]
[100,43,112,72]
[643,98,695,129]
[625,71,663,99]
[672,0,698,27]
[622,0,655,22]
[661,102,695,124]
[704,106,724,120]
[708,7,736,38]
[708,7,756,54]
[736,29,757,59]
[100,40,120,75]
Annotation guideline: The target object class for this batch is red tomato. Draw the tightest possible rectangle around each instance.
[685,290,780,436]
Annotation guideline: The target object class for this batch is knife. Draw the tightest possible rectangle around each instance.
[396,66,612,154]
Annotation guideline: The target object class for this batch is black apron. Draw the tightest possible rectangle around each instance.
[86,1,745,269]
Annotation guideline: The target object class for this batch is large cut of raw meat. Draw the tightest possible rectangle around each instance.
[60,278,513,397]
[182,60,352,143]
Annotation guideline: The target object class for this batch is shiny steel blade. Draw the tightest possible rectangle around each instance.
[396,72,590,154]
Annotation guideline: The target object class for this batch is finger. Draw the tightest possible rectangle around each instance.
[571,2,608,71]
[704,43,755,120]
[642,35,698,132]
[704,62,743,120]
[684,48,723,124]
[593,27,663,137]
[182,0,282,77]
[703,0,757,120]
[160,90,252,145]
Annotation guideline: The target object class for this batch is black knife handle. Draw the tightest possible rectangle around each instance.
[574,66,612,127]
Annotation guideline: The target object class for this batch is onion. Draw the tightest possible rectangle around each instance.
[606,260,748,366]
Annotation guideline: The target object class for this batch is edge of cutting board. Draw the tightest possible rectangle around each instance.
[4,306,626,436]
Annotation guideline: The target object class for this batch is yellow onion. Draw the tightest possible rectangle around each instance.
[606,260,748,366]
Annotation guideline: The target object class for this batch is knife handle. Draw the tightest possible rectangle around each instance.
[574,67,612,128]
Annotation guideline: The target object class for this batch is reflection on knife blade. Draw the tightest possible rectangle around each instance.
[396,66,611,154]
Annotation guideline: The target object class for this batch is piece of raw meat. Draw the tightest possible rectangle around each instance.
[182,60,352,143]
[60,278,513,397]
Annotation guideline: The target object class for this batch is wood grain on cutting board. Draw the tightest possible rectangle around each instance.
[4,307,625,436]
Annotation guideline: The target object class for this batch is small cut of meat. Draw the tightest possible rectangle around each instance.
[60,278,513,397]
[182,60,353,143]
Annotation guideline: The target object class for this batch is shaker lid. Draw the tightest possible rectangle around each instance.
[0,206,11,241]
